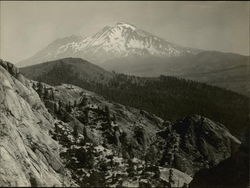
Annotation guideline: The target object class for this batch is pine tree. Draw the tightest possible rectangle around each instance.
[80,95,88,107]
[58,100,62,111]
[145,145,157,166]
[83,126,87,138]
[51,89,55,100]
[62,110,68,122]
[29,173,38,187]
[66,101,72,113]
[53,103,58,114]
[169,168,174,185]
[127,158,135,177]
[32,83,36,90]
[182,183,188,188]
[55,123,59,133]
[65,103,68,112]
[44,87,49,99]
[73,124,78,141]
[113,114,117,124]
[37,81,43,97]
[154,166,160,179]
[85,109,89,125]
[105,105,111,126]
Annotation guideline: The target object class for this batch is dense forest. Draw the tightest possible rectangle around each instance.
[95,74,249,137]
[24,61,249,137]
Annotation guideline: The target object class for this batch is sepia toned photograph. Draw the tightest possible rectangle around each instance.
[0,1,249,187]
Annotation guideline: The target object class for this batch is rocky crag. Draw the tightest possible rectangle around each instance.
[0,60,75,186]
[189,127,249,188]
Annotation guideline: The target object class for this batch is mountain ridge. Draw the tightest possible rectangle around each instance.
[20,57,113,85]
[102,50,250,96]
[20,57,249,137]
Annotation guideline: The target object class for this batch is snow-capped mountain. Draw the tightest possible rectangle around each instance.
[18,22,199,67]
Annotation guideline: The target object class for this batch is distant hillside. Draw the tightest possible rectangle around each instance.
[20,58,249,137]
[95,74,249,137]
[102,51,250,97]
[21,57,113,86]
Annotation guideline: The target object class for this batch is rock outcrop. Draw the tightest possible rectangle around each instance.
[0,60,74,186]
[155,115,241,175]
[37,81,241,186]
[33,82,193,187]
[189,127,249,188]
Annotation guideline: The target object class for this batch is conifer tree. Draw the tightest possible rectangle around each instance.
[44,87,49,99]
[51,89,55,100]
[53,103,57,114]
[58,100,62,111]
[66,101,72,113]
[127,158,135,177]
[85,109,89,124]
[32,83,36,90]
[55,123,59,133]
[169,168,174,185]
[83,126,87,138]
[73,124,78,141]
[113,114,117,124]
[182,183,188,188]
[80,95,88,107]
[105,105,111,126]
[37,81,43,97]
[29,172,38,187]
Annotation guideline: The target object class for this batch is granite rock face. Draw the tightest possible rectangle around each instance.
[155,115,241,175]
[0,60,74,186]
[189,127,249,188]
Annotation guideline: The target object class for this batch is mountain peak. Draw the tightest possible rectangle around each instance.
[115,22,137,30]
[18,22,198,67]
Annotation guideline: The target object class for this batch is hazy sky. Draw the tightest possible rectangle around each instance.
[1,1,249,63]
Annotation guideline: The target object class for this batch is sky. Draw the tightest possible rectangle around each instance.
[1,1,249,63]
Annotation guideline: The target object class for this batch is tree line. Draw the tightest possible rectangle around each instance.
[34,64,249,137]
